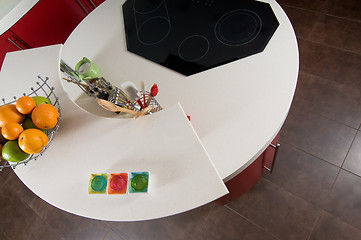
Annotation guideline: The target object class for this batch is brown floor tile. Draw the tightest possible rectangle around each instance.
[0,183,63,240]
[1,167,34,198]
[103,230,124,240]
[0,231,9,240]
[227,178,320,240]
[41,206,109,240]
[298,39,361,89]
[264,143,339,206]
[323,169,361,230]
[309,210,361,240]
[166,202,215,239]
[0,168,109,240]
[278,0,332,12]
[326,0,361,21]
[280,96,356,166]
[26,222,65,240]
[197,205,278,240]
[109,218,194,240]
[23,192,57,222]
[343,131,361,176]
[308,14,361,55]
[0,166,16,185]
[0,167,58,221]
[282,6,321,39]
[295,72,361,128]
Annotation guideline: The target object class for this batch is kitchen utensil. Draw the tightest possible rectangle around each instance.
[75,57,101,80]
[141,81,146,106]
[133,106,153,119]
[97,99,138,115]
[145,83,158,107]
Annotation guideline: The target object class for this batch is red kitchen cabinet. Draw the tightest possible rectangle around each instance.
[91,0,106,6]
[76,0,106,15]
[10,0,88,48]
[216,131,281,205]
[1,0,106,69]
[84,0,106,11]
[0,30,31,71]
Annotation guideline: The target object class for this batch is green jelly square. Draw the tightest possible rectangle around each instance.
[129,172,149,193]
[89,173,108,194]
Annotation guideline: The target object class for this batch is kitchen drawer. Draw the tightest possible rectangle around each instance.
[0,30,30,70]
[10,0,87,48]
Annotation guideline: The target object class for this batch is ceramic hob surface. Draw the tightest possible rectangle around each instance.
[122,0,279,76]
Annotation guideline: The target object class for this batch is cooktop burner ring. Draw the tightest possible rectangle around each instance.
[137,16,171,45]
[178,35,210,62]
[214,9,262,47]
[133,0,164,14]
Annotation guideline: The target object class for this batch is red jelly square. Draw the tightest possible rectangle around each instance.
[108,173,128,194]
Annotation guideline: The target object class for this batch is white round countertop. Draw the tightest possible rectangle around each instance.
[62,0,299,181]
[0,0,298,221]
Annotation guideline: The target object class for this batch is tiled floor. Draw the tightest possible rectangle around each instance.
[1,0,361,239]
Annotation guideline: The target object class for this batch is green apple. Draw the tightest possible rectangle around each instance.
[32,96,50,106]
[22,117,47,134]
[2,140,30,162]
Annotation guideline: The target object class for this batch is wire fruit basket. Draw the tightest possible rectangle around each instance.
[0,76,61,171]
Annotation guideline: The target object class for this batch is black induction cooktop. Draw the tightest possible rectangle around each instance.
[122,0,279,76]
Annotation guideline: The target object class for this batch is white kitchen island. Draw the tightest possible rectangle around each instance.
[0,0,298,221]
[61,0,299,181]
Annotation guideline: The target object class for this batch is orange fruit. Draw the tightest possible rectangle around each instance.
[18,129,49,154]
[1,122,23,140]
[0,104,26,128]
[31,104,59,130]
[16,96,36,114]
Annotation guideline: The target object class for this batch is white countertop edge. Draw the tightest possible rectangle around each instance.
[0,0,39,35]
[223,117,284,182]
[222,0,299,182]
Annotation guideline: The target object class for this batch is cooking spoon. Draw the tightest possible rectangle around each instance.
[97,99,138,115]
[133,106,154,119]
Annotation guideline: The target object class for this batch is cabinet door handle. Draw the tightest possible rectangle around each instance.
[77,0,90,14]
[8,38,24,50]
[263,143,280,173]
[88,0,96,8]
